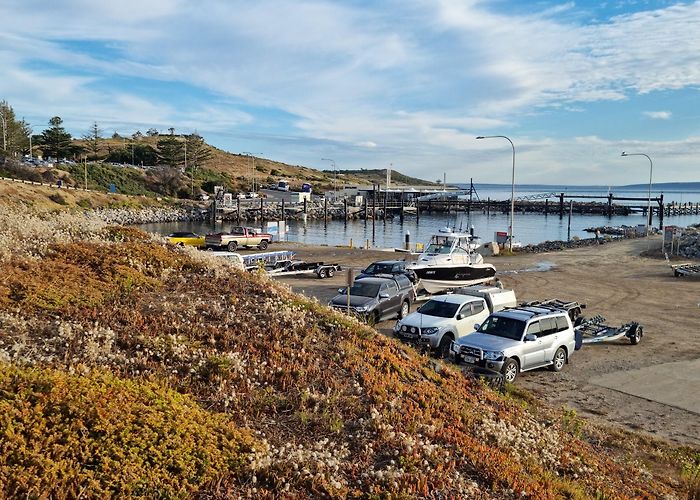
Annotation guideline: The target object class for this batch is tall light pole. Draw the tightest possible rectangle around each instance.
[321,158,337,198]
[477,135,516,252]
[241,152,262,193]
[621,152,653,238]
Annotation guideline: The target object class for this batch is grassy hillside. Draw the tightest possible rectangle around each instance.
[0,206,696,498]
[70,135,434,194]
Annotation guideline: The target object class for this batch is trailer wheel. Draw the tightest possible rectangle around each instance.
[630,325,643,345]
[327,267,335,278]
[227,241,238,252]
[317,268,328,279]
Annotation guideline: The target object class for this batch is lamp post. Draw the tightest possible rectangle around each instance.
[477,135,516,252]
[241,152,261,193]
[321,158,337,198]
[621,152,653,238]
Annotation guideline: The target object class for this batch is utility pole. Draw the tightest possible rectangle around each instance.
[0,107,6,152]
[83,156,88,190]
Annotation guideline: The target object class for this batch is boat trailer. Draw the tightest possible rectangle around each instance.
[574,315,643,349]
[266,260,342,279]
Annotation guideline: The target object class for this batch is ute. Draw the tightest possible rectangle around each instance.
[205,226,273,252]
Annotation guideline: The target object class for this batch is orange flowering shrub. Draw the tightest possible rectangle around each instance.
[0,364,257,498]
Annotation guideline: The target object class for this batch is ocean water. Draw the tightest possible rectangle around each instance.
[139,185,700,248]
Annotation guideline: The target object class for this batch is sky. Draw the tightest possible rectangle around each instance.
[1,0,699,185]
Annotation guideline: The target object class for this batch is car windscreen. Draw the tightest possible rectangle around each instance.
[478,316,526,341]
[348,282,380,298]
[418,300,459,318]
[364,263,393,274]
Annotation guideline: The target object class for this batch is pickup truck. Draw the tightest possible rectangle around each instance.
[393,286,516,357]
[205,226,273,252]
[328,275,415,324]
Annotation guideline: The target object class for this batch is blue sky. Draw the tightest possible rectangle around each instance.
[1,0,699,185]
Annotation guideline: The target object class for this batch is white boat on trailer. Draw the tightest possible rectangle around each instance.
[407,228,496,294]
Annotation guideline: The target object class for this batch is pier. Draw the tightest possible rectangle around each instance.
[208,188,692,230]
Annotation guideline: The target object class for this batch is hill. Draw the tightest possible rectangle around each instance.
[31,134,430,198]
[0,206,694,497]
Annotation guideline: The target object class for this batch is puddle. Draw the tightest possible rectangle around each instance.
[501,261,557,274]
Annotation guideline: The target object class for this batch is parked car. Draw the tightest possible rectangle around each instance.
[167,232,205,247]
[450,305,577,383]
[393,294,491,357]
[328,275,415,323]
[358,259,417,283]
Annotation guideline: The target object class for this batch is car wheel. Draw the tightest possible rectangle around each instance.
[371,311,381,325]
[550,347,567,372]
[318,268,328,279]
[501,358,519,383]
[177,242,185,247]
[436,335,453,359]
[258,240,268,250]
[630,325,643,345]
[398,300,410,319]
[327,267,335,278]
[227,241,238,252]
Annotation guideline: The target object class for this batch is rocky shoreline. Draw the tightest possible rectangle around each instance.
[87,206,208,225]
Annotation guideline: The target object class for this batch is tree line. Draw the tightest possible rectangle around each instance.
[0,100,212,170]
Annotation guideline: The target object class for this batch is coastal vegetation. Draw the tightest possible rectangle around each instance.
[0,205,695,497]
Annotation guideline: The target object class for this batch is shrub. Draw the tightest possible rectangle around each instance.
[48,192,68,205]
[0,364,257,498]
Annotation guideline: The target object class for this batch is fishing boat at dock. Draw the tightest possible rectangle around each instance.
[407,228,496,294]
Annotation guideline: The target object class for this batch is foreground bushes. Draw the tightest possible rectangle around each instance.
[0,364,257,498]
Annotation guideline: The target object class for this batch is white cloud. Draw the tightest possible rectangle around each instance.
[643,111,672,120]
[1,0,699,183]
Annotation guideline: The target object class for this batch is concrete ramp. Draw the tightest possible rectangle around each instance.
[589,359,700,414]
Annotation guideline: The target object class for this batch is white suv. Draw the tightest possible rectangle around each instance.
[393,295,490,357]
[450,306,576,382]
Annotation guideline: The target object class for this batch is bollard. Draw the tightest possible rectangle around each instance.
[349,238,353,248]
[405,230,410,250]
[366,239,370,249]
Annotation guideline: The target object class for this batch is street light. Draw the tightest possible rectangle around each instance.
[241,152,262,193]
[477,135,516,252]
[321,158,337,198]
[621,151,653,238]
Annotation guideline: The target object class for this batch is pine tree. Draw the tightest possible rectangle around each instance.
[39,117,73,159]
[82,122,103,159]
[0,100,31,156]
[156,135,184,168]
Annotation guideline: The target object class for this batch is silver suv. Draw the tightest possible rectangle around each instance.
[450,306,576,382]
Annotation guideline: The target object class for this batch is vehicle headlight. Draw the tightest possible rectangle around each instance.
[483,350,504,361]
[393,321,401,332]
[450,341,460,353]
[354,305,368,312]
[421,327,440,335]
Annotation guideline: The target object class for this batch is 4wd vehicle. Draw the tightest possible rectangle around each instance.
[328,275,415,323]
[358,260,417,283]
[450,305,576,383]
[393,295,491,357]
[205,226,273,251]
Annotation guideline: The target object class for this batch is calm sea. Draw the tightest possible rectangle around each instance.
[139,184,700,248]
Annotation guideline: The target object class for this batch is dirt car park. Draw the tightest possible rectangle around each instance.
[250,238,700,446]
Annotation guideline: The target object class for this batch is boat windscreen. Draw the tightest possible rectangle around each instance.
[425,244,452,254]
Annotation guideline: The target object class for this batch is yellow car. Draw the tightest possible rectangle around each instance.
[167,231,205,248]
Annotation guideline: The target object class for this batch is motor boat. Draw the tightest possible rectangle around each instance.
[407,228,496,294]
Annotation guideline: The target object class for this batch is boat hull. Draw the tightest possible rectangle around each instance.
[413,264,496,294]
